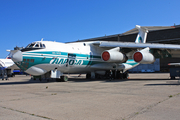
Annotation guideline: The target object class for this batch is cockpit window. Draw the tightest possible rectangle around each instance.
[25,42,46,48]
[40,43,43,47]
[35,44,39,47]
[29,43,35,48]
[43,44,46,48]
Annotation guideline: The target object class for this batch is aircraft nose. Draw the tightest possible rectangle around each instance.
[12,50,22,62]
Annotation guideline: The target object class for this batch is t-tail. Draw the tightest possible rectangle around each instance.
[135,25,149,43]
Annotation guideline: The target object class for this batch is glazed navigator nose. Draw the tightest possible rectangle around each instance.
[11,50,22,62]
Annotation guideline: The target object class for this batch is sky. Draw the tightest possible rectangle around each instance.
[0,0,180,58]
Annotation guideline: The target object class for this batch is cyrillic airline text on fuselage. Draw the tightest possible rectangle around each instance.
[50,58,83,65]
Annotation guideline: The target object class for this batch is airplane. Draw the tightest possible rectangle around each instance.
[11,25,180,82]
[0,54,19,78]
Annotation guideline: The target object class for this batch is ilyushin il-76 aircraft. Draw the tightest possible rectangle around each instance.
[11,25,180,81]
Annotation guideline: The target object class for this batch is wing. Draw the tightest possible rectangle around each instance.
[92,41,180,50]
[73,25,180,65]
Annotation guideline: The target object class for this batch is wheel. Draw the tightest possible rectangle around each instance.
[61,76,68,82]
[56,78,61,82]
[123,73,127,79]
[95,74,99,79]
[86,73,91,79]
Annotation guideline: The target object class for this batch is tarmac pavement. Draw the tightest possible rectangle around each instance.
[0,73,180,120]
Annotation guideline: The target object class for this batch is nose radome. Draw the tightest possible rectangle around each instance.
[12,50,22,62]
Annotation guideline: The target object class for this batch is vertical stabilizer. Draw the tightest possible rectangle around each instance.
[135,25,148,43]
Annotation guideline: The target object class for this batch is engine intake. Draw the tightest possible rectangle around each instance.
[133,47,155,64]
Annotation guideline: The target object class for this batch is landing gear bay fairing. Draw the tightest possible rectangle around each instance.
[11,25,180,81]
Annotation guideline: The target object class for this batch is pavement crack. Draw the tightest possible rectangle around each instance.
[123,92,180,120]
[4,94,54,102]
[0,106,53,120]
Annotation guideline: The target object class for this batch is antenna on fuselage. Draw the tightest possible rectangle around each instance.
[41,38,44,41]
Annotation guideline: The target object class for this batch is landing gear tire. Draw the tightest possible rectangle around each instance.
[56,78,61,82]
[122,73,127,79]
[61,76,68,82]
[86,73,91,79]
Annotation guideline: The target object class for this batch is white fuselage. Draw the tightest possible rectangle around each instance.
[12,41,137,76]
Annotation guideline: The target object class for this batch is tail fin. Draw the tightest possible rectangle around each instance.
[135,25,148,43]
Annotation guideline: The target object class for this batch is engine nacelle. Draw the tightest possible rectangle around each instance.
[133,47,155,64]
[102,48,127,63]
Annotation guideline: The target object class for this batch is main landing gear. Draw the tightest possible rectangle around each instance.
[86,70,129,80]
[56,76,68,82]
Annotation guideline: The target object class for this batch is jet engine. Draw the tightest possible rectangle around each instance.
[133,47,155,64]
[101,47,127,63]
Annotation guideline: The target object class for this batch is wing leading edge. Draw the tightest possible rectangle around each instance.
[96,41,180,50]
